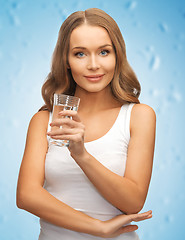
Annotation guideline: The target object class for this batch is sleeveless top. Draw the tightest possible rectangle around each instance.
[39,103,139,240]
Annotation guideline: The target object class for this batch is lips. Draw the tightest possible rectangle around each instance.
[84,74,105,82]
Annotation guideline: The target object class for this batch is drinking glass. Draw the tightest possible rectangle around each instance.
[49,93,80,147]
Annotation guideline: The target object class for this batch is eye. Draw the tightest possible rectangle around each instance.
[99,50,110,56]
[75,52,85,58]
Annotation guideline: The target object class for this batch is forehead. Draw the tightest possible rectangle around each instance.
[69,24,112,48]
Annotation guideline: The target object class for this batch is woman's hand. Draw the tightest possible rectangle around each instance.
[98,210,152,238]
[47,110,87,160]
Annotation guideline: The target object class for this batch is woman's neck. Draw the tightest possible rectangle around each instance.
[74,85,121,114]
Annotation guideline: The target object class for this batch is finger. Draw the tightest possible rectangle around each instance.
[50,118,82,129]
[49,133,83,142]
[58,110,81,122]
[130,210,153,222]
[48,128,83,137]
[118,225,138,234]
[134,214,152,222]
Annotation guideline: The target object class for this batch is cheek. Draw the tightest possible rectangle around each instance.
[106,59,116,75]
[70,68,84,81]
[69,59,85,75]
[102,54,116,71]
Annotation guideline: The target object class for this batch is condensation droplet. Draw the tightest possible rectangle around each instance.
[149,88,160,97]
[172,90,182,102]
[146,45,155,53]
[8,10,21,26]
[12,119,20,128]
[173,44,183,51]
[176,155,181,162]
[163,197,171,205]
[0,214,8,224]
[132,21,141,28]
[22,40,29,48]
[167,86,182,103]
[125,1,137,10]
[11,1,18,9]
[159,22,169,33]
[164,214,174,223]
[150,55,160,70]
[56,4,71,21]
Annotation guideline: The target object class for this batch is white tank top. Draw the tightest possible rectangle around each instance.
[39,103,139,240]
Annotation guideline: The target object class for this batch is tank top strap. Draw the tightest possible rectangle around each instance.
[116,103,135,143]
[125,103,135,140]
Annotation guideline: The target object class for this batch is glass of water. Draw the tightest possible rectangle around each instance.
[49,93,80,147]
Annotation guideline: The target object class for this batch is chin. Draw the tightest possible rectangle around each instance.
[84,87,106,93]
[79,83,111,94]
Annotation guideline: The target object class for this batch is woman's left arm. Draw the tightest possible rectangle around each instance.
[48,104,156,214]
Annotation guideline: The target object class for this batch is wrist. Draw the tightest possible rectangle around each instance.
[90,218,104,237]
[71,148,90,164]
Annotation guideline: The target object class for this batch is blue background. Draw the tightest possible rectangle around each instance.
[0,0,185,239]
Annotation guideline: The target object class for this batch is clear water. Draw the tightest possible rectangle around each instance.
[49,104,75,147]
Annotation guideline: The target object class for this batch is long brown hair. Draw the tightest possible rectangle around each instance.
[39,8,141,112]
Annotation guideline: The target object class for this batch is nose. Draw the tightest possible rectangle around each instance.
[87,55,100,70]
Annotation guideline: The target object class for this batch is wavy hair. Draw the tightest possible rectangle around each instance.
[39,8,141,112]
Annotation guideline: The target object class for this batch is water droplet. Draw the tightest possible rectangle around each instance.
[149,89,160,97]
[176,155,181,162]
[56,5,71,21]
[164,214,174,223]
[12,119,20,128]
[146,45,155,53]
[173,44,183,51]
[172,90,182,102]
[150,55,160,70]
[11,2,18,9]
[166,86,182,103]
[22,40,29,48]
[159,22,169,33]
[8,11,21,26]
[125,1,137,10]
[163,197,170,205]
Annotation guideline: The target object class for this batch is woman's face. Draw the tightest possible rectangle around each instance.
[68,24,116,93]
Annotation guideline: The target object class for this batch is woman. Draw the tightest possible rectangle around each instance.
[16,8,156,239]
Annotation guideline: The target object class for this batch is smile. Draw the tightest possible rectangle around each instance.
[84,74,105,82]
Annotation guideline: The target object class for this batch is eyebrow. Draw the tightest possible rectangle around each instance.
[72,44,113,50]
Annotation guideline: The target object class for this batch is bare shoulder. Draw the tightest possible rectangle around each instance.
[130,103,156,133]
[28,110,50,133]
[30,110,50,126]
[26,110,50,147]
[23,110,50,166]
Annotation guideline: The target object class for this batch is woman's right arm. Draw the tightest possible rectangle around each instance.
[16,111,152,238]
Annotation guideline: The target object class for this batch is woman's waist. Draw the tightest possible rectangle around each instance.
[45,187,123,217]
[40,218,139,240]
